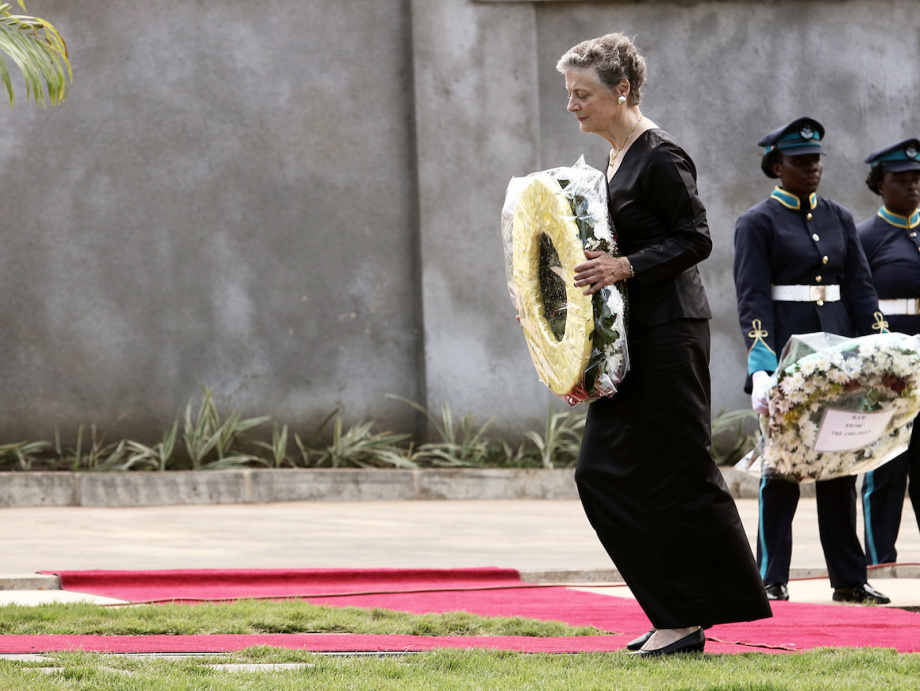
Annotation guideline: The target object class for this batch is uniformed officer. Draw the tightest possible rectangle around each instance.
[733,117,889,604]
[858,138,920,565]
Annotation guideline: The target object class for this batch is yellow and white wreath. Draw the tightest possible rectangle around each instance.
[501,157,629,405]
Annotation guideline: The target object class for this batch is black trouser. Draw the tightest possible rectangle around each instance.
[757,475,866,588]
[861,418,920,564]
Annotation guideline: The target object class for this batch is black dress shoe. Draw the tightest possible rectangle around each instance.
[764,583,789,601]
[635,628,705,658]
[626,630,654,651]
[832,583,891,605]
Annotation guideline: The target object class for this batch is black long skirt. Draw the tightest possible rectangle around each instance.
[575,318,772,629]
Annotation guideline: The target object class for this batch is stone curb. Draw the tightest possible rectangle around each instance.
[0,466,798,508]
[519,564,920,583]
[0,574,60,591]
[3,566,918,594]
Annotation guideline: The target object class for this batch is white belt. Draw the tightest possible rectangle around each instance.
[878,298,920,316]
[772,284,841,302]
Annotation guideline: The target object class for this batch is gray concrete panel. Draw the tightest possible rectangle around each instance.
[411,0,565,438]
[534,1,920,412]
[0,0,421,442]
[414,0,919,435]
[0,472,76,507]
[75,470,250,507]
[249,468,420,503]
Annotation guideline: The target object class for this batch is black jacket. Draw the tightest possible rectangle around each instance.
[610,129,712,333]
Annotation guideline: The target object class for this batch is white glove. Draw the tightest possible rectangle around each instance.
[751,370,774,415]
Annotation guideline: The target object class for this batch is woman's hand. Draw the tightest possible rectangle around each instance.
[574,250,632,295]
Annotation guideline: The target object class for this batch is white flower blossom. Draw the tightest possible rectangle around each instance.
[798,358,818,376]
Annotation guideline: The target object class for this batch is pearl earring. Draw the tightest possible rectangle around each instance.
[617,96,627,105]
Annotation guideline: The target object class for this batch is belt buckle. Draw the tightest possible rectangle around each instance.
[809,285,826,302]
[912,298,920,316]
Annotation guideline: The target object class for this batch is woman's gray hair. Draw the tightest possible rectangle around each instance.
[556,32,647,106]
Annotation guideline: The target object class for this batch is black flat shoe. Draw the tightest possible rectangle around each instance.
[764,583,789,601]
[635,628,705,658]
[626,630,654,651]
[832,583,891,605]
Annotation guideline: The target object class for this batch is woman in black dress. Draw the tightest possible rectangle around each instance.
[556,32,772,656]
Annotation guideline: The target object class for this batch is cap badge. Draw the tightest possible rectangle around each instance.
[906,146,919,160]
[800,126,815,140]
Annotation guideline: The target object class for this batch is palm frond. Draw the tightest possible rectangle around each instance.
[0,2,71,106]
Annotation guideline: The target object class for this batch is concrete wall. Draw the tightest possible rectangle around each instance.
[0,0,422,440]
[414,0,920,435]
[0,0,917,443]
[530,0,920,419]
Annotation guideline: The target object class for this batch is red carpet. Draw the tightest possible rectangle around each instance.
[45,567,527,603]
[20,568,920,654]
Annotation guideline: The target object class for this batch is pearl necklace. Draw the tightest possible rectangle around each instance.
[609,114,644,166]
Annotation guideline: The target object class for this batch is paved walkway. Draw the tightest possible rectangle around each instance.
[2,497,919,608]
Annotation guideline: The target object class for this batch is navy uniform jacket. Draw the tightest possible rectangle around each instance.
[734,188,880,388]
[857,208,920,336]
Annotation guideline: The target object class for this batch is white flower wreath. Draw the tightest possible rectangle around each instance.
[737,332,920,482]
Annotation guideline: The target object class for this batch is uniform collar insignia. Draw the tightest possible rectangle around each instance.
[878,206,920,229]
[770,187,817,211]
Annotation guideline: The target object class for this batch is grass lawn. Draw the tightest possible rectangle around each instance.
[1,602,918,689]
[2,647,919,690]
[0,600,605,637]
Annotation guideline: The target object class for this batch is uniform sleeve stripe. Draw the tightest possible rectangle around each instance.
[748,343,778,375]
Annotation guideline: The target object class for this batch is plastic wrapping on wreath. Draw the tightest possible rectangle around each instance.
[500,156,629,406]
[735,331,920,482]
